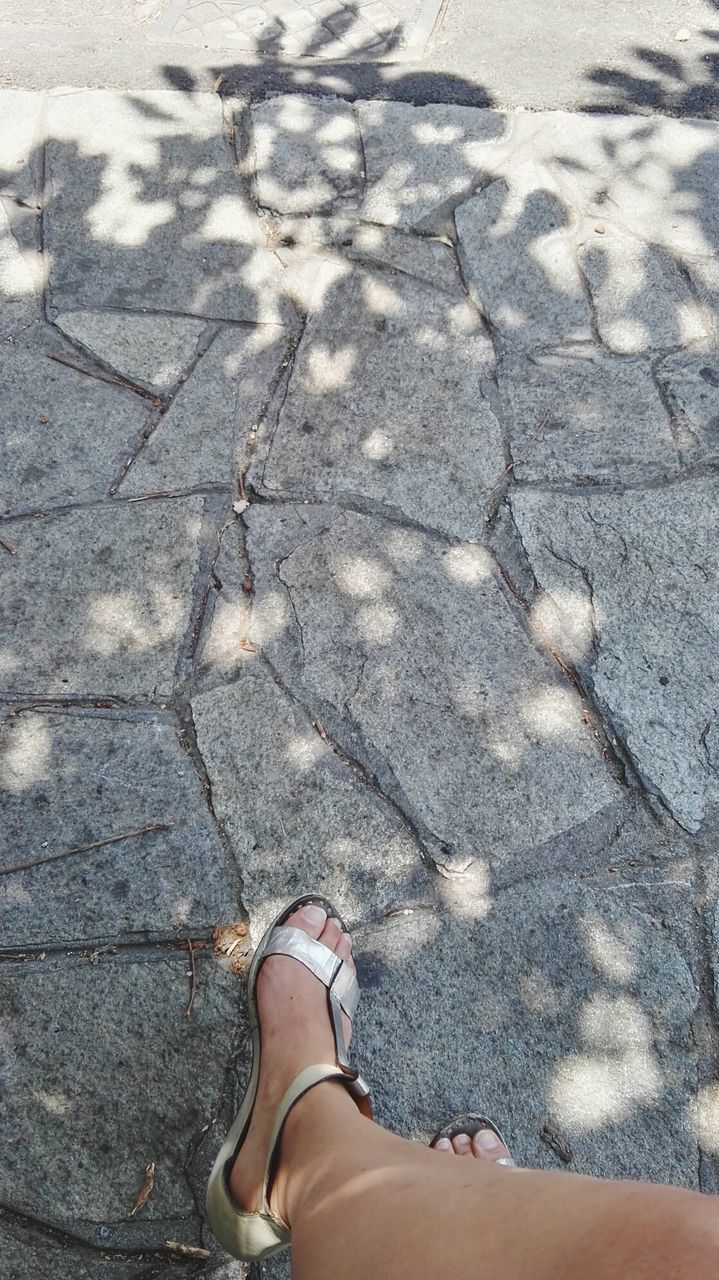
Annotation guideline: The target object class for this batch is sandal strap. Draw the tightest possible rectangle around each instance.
[262,925,360,1021]
[261,1063,371,1217]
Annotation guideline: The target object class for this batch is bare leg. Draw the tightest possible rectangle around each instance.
[230,906,719,1280]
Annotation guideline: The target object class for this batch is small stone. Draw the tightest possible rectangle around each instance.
[579,225,708,354]
[0,952,241,1223]
[246,504,618,873]
[1,323,149,514]
[0,497,206,696]
[357,100,508,232]
[55,310,207,393]
[456,166,593,348]
[253,266,504,541]
[232,498,249,515]
[511,478,719,831]
[122,328,287,496]
[192,659,432,936]
[0,709,239,946]
[499,349,678,483]
[45,90,289,323]
[675,27,691,41]
[251,95,362,215]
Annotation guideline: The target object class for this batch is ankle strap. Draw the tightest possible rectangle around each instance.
[261,1063,371,1218]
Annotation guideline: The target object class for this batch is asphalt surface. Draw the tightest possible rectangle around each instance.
[1,0,718,115]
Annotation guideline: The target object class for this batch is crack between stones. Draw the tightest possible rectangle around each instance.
[109,322,222,497]
[171,696,248,909]
[0,1201,203,1264]
[247,487,484,548]
[237,326,302,502]
[257,317,308,491]
[1,484,231,526]
[0,933,217,966]
[256,650,449,877]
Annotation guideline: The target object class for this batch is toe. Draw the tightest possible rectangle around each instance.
[451,1133,473,1156]
[287,902,327,940]
[433,1137,453,1154]
[336,932,353,963]
[319,916,343,953]
[471,1128,512,1163]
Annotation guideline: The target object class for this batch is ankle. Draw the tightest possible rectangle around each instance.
[272,1079,362,1226]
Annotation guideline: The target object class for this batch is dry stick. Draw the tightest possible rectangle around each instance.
[0,821,171,877]
[491,405,552,491]
[163,1242,211,1260]
[0,534,16,555]
[185,939,198,1018]
[44,351,161,402]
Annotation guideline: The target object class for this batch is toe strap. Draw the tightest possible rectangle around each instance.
[263,925,360,1020]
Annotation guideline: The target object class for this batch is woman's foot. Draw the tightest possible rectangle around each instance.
[432,1128,513,1163]
[229,903,354,1222]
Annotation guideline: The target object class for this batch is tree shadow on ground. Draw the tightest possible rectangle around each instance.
[0,66,718,1280]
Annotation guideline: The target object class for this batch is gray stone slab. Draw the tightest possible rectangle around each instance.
[353,873,699,1185]
[655,351,719,462]
[0,709,239,947]
[578,225,708,355]
[253,267,504,540]
[536,112,719,258]
[192,658,432,938]
[0,951,242,1224]
[246,504,618,873]
[196,518,252,686]
[251,95,362,215]
[357,101,508,232]
[267,215,461,293]
[498,349,678,484]
[0,90,44,198]
[684,256,719,346]
[455,168,593,349]
[45,91,288,323]
[1,323,150,515]
[0,199,41,336]
[55,310,208,393]
[123,326,287,496]
[511,478,719,832]
[0,497,206,697]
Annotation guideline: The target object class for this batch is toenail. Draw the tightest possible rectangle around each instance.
[477,1129,502,1154]
[435,1138,451,1151]
[455,1133,471,1148]
[300,904,326,926]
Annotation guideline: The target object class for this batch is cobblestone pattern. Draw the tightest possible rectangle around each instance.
[1,90,718,1278]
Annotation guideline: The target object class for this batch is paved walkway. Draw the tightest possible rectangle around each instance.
[1,89,718,1277]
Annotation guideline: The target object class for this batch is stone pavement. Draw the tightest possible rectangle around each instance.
[1,88,718,1278]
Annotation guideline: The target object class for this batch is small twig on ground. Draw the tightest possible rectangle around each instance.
[163,1241,211,1260]
[0,533,16,555]
[491,406,552,491]
[128,1161,156,1217]
[128,491,172,503]
[0,821,171,878]
[549,648,582,691]
[497,563,522,601]
[313,719,330,743]
[212,72,226,94]
[238,469,248,501]
[185,939,200,1018]
[45,351,161,403]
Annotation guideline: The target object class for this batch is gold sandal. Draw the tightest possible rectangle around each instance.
[205,894,371,1261]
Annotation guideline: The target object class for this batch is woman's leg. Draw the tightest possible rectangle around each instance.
[230,904,719,1280]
